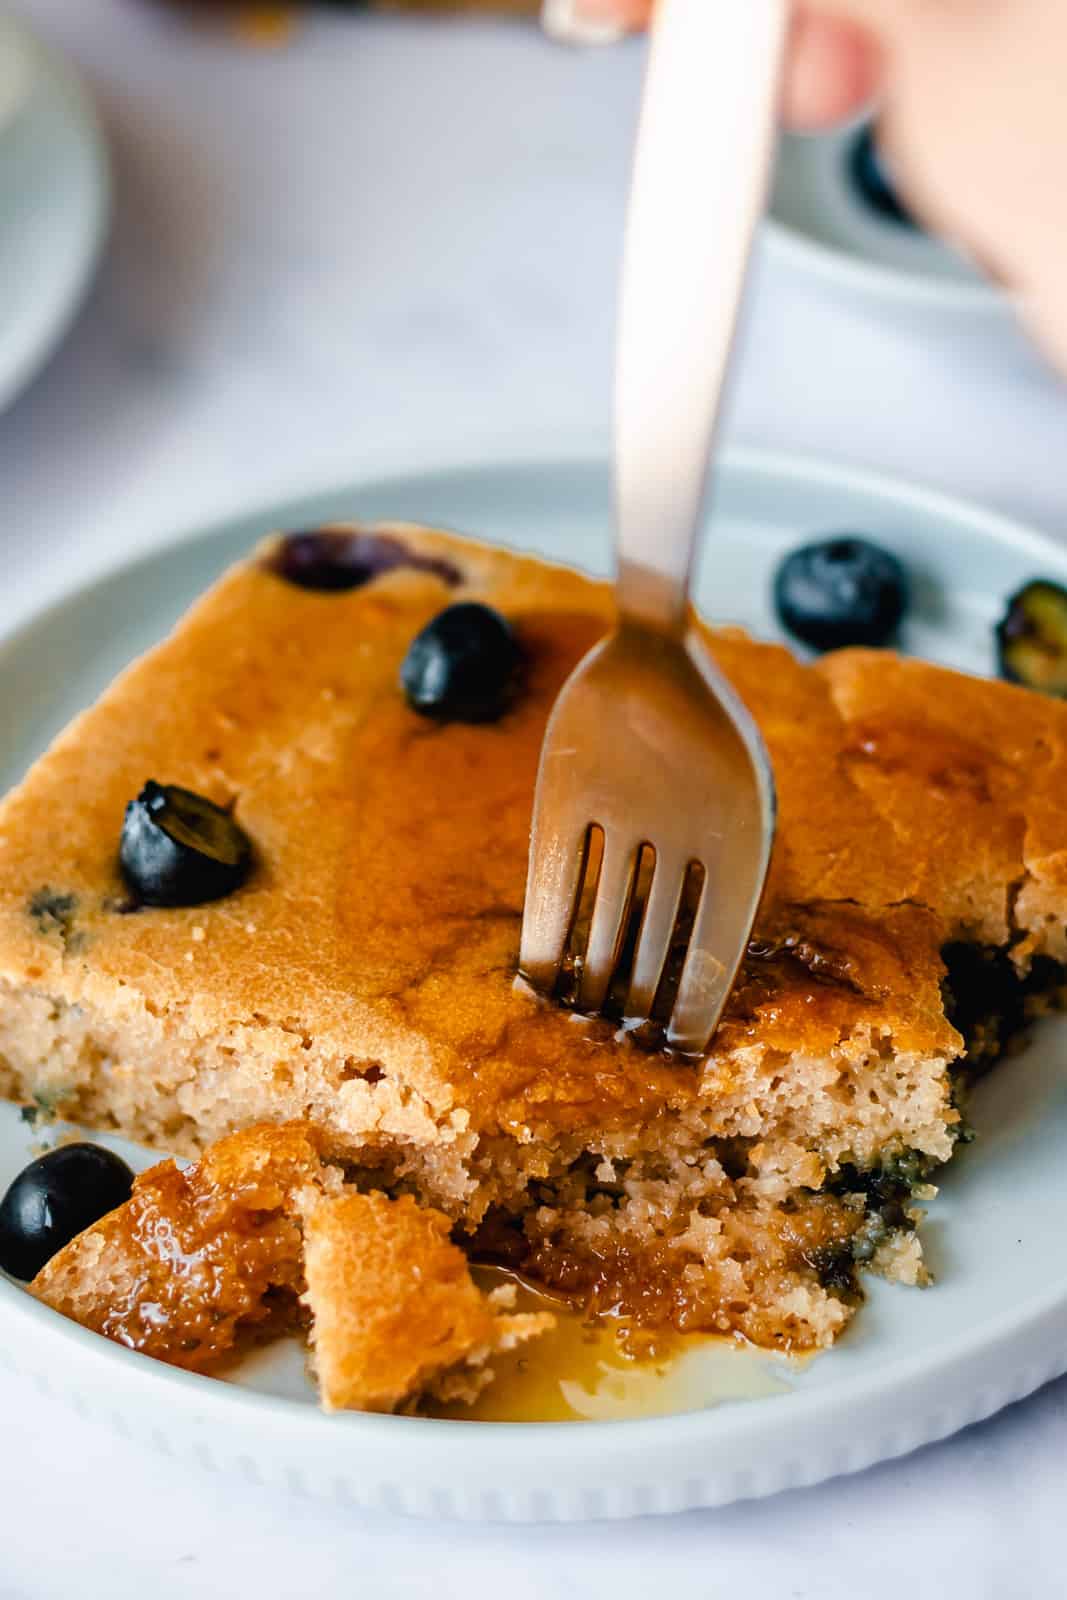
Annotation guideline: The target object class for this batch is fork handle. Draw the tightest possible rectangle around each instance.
[614,0,788,634]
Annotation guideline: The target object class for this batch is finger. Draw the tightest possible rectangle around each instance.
[782,7,882,129]
[553,0,652,28]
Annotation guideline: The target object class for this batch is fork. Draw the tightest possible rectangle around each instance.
[519,0,784,1054]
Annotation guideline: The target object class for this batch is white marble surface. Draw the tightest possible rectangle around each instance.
[2,1,1067,1594]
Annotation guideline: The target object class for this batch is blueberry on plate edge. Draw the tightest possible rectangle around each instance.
[0,1143,134,1280]
[400,602,523,724]
[120,781,253,907]
[773,535,910,653]
[996,579,1067,697]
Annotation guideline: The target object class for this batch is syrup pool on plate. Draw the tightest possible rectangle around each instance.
[427,1270,796,1423]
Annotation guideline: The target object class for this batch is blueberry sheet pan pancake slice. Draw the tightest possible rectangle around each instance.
[1,491,1066,1361]
[0,451,1066,1521]
[0,526,955,1356]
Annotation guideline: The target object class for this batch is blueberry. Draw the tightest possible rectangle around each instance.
[774,536,909,652]
[400,602,522,723]
[996,579,1067,697]
[266,529,460,593]
[848,125,917,230]
[120,781,253,907]
[0,1143,134,1280]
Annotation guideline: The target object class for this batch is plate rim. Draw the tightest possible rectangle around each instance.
[3,439,1065,643]
[1,443,1066,1520]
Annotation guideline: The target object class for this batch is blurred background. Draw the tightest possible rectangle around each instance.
[2,0,1067,642]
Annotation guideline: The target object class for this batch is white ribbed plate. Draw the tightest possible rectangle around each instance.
[1,450,1066,1521]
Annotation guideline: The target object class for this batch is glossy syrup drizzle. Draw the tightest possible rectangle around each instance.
[426,1269,795,1423]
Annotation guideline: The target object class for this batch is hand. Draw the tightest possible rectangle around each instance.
[559,2,878,127]
[568,0,1067,371]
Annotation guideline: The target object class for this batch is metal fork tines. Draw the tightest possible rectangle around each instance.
[519,0,784,1053]
[520,621,775,1054]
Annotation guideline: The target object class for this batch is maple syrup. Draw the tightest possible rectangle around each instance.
[426,1269,794,1422]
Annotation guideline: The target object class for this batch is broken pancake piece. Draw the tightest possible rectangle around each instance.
[30,1122,327,1371]
[301,1190,553,1412]
[30,1122,551,1412]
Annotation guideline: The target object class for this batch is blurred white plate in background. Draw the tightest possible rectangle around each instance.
[766,120,1003,317]
[0,11,109,414]
[0,12,30,134]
